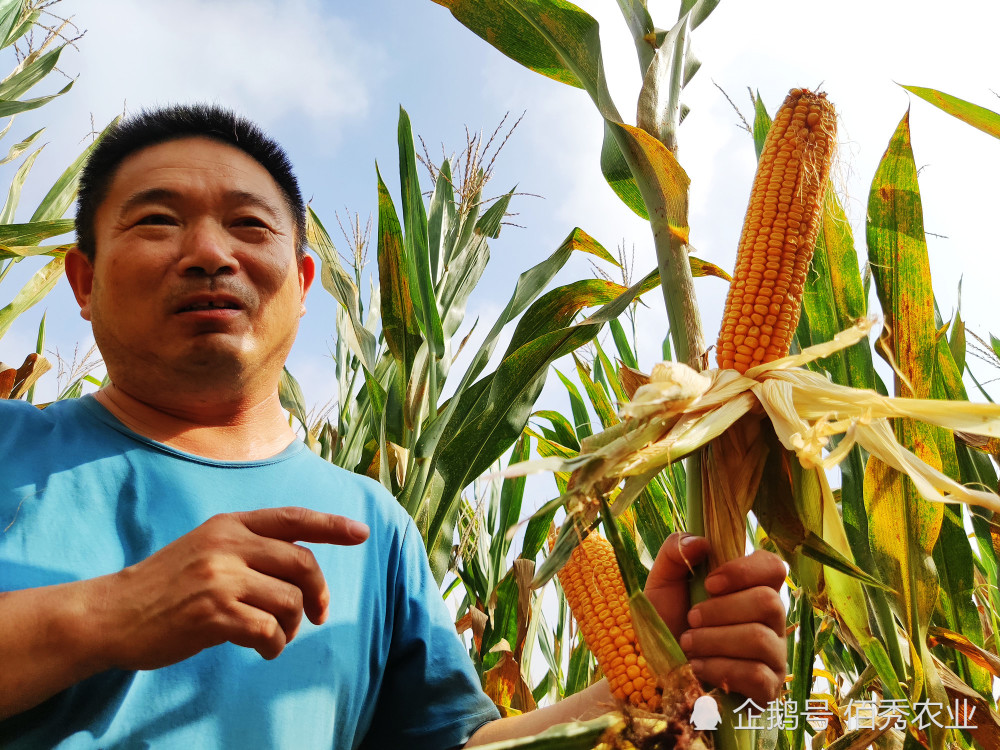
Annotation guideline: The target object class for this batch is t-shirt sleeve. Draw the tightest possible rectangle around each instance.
[359,517,500,749]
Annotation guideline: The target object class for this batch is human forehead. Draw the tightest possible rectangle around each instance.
[99,136,289,220]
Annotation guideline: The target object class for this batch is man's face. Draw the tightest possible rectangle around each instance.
[69,136,314,396]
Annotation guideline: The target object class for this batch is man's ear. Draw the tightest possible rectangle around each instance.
[64,246,95,321]
[298,253,316,317]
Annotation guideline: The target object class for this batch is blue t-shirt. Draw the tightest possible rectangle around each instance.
[0,396,499,749]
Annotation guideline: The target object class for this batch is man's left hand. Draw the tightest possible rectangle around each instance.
[644,533,787,706]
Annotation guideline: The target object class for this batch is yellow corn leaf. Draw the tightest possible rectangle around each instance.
[927,626,1000,677]
[482,640,537,715]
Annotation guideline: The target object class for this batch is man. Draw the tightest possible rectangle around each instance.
[0,105,787,748]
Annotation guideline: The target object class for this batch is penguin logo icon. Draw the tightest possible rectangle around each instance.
[691,695,722,731]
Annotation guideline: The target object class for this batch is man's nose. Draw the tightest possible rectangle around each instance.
[178,219,240,276]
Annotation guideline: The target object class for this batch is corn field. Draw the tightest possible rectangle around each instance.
[5,1,1000,749]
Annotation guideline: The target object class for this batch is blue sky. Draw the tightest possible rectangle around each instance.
[4,0,1000,409]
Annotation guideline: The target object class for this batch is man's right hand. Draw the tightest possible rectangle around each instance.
[94,506,369,671]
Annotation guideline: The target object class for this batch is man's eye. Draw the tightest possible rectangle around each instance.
[136,214,175,225]
[233,217,268,229]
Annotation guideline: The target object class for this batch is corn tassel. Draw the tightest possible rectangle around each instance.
[716,88,837,373]
[557,532,661,712]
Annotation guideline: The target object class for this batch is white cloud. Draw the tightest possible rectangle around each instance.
[68,0,381,138]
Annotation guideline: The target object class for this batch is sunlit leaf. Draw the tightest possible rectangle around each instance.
[902,84,1000,140]
[0,255,63,340]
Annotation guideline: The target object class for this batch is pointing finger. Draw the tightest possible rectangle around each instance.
[235,507,370,546]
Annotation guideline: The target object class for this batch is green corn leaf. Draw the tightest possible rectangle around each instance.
[0,254,63,340]
[0,45,61,102]
[0,144,42,223]
[474,187,514,239]
[397,106,444,357]
[26,308,45,403]
[427,159,453,284]
[752,90,772,159]
[520,492,562,564]
[278,367,317,450]
[0,127,43,167]
[438,234,490,339]
[901,84,1000,140]
[0,79,70,120]
[490,434,531,570]
[407,227,587,467]
[30,114,114,222]
[376,165,422,382]
[573,353,618,430]
[599,123,647,219]
[592,337,627,404]
[308,208,377,371]
[504,278,635,357]
[788,594,815,750]
[531,410,580,452]
[0,0,22,51]
[608,318,637,370]
[427,271,656,569]
[948,306,966,375]
[555,368,592,441]
[0,218,74,245]
[430,0,583,88]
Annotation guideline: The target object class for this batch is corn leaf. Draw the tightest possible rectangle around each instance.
[532,410,579,453]
[430,0,583,88]
[30,115,115,222]
[901,85,1000,140]
[0,126,43,167]
[397,107,445,357]
[376,165,422,382]
[0,255,63,340]
[2,8,37,50]
[750,90,772,159]
[0,0,21,51]
[491,434,531,569]
[554,368,592,441]
[560,227,619,267]
[866,109,951,725]
[438,230,490,340]
[0,79,70,119]
[688,255,730,282]
[426,159,453,284]
[505,278,635,357]
[574,353,618,430]
[612,0,654,75]
[0,144,42,223]
[308,208,377,371]
[0,45,61,102]
[0,218,73,246]
[427,271,657,571]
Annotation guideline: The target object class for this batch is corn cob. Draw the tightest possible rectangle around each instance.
[716,88,837,373]
[557,532,661,712]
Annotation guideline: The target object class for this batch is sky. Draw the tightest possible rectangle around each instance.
[4,0,1000,416]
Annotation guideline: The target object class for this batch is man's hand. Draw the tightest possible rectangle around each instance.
[95,507,369,671]
[644,533,787,706]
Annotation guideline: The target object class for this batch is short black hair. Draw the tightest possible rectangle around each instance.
[75,104,307,261]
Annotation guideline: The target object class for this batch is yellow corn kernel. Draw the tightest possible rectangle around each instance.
[716,88,836,373]
[556,532,661,712]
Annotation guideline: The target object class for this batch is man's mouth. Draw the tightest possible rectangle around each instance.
[178,300,242,312]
